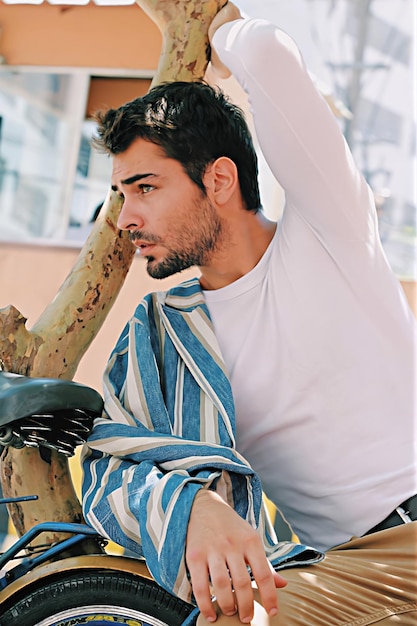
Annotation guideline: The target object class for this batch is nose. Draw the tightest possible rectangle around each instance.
[116,197,145,232]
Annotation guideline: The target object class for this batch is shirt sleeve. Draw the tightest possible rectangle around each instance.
[81,303,264,603]
[212,18,376,243]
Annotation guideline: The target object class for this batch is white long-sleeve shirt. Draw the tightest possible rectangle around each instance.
[207,18,417,551]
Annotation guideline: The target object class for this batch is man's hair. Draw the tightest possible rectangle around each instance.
[93,81,261,212]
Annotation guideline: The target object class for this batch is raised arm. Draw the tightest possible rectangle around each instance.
[211,7,375,244]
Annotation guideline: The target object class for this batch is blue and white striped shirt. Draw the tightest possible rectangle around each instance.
[82,277,323,603]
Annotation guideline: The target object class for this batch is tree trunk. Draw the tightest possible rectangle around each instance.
[0,0,225,547]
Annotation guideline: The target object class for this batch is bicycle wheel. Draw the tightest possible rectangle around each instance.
[0,569,194,626]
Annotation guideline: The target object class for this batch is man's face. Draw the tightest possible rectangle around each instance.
[112,137,226,279]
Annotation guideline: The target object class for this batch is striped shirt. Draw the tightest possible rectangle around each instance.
[82,277,323,603]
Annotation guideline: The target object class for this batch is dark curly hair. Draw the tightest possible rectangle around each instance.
[93,81,261,212]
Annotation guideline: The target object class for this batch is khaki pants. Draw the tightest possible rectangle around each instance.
[197,522,417,625]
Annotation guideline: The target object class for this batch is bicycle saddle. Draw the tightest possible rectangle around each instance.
[0,372,104,456]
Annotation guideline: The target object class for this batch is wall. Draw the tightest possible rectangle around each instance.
[0,3,161,70]
[1,242,414,399]
[0,242,197,392]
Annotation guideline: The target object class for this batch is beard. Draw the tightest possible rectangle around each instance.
[134,196,227,280]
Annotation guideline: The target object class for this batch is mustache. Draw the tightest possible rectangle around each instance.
[129,231,161,244]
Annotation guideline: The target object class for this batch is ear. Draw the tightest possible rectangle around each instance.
[203,157,239,206]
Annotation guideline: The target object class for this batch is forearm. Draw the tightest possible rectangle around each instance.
[82,448,146,554]
[82,441,217,601]
[213,18,373,239]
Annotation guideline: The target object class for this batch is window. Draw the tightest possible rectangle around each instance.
[0,68,151,246]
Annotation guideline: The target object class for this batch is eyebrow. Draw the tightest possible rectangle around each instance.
[111,172,155,192]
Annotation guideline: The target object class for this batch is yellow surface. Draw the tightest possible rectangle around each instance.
[6,457,297,549]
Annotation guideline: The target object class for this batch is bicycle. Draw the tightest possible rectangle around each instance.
[0,371,196,625]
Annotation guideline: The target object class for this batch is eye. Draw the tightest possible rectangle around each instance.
[139,184,154,194]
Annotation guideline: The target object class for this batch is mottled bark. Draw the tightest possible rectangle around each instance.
[0,191,131,381]
[0,190,134,544]
[0,306,44,376]
[138,0,226,85]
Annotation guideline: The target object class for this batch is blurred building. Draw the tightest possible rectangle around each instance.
[0,0,415,282]
[240,0,416,281]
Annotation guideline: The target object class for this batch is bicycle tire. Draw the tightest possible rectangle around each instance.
[0,569,194,626]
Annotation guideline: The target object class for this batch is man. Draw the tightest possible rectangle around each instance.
[82,3,417,624]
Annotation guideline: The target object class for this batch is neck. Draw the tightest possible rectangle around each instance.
[199,211,276,291]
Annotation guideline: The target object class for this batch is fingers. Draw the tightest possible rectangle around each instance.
[186,490,282,622]
[249,560,281,621]
[191,553,255,622]
[210,1,242,35]
[208,1,243,79]
[210,553,251,620]
[189,544,282,623]
[273,569,288,590]
[188,557,218,622]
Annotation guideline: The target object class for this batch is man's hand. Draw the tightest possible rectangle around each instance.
[208,2,243,79]
[186,489,287,623]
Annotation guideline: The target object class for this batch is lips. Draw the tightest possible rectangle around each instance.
[133,241,156,256]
